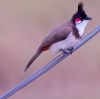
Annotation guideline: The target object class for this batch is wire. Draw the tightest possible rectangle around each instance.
[0,26,100,99]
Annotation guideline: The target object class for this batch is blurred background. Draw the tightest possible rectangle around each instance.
[0,0,100,99]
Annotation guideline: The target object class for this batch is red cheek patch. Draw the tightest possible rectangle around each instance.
[75,18,81,23]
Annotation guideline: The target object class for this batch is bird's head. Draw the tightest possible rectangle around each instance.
[72,1,92,25]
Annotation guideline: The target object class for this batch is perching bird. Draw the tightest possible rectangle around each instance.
[24,1,92,71]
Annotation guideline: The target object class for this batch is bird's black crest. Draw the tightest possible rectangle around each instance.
[71,1,87,23]
[78,1,84,12]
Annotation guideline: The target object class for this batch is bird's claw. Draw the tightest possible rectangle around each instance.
[67,47,73,54]
[60,47,73,54]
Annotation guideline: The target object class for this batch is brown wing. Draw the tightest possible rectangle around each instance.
[39,24,74,51]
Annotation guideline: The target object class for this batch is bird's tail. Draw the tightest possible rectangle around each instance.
[24,49,42,72]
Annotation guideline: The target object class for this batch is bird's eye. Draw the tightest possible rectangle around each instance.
[75,18,81,23]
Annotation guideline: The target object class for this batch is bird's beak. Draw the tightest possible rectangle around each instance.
[85,16,92,20]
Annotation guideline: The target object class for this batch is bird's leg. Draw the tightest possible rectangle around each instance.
[60,49,68,53]
[60,47,73,54]
[67,47,73,54]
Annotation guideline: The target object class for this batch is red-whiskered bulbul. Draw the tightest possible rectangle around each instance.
[24,1,92,71]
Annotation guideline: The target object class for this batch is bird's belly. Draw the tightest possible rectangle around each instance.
[49,33,80,54]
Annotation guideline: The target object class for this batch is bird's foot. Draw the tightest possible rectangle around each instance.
[60,49,68,54]
[67,47,73,54]
[60,47,73,54]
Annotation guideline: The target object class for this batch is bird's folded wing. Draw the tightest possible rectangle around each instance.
[39,26,73,50]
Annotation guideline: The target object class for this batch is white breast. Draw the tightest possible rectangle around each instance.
[49,32,80,54]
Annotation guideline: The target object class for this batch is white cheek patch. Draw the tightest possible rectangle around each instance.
[76,20,89,36]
